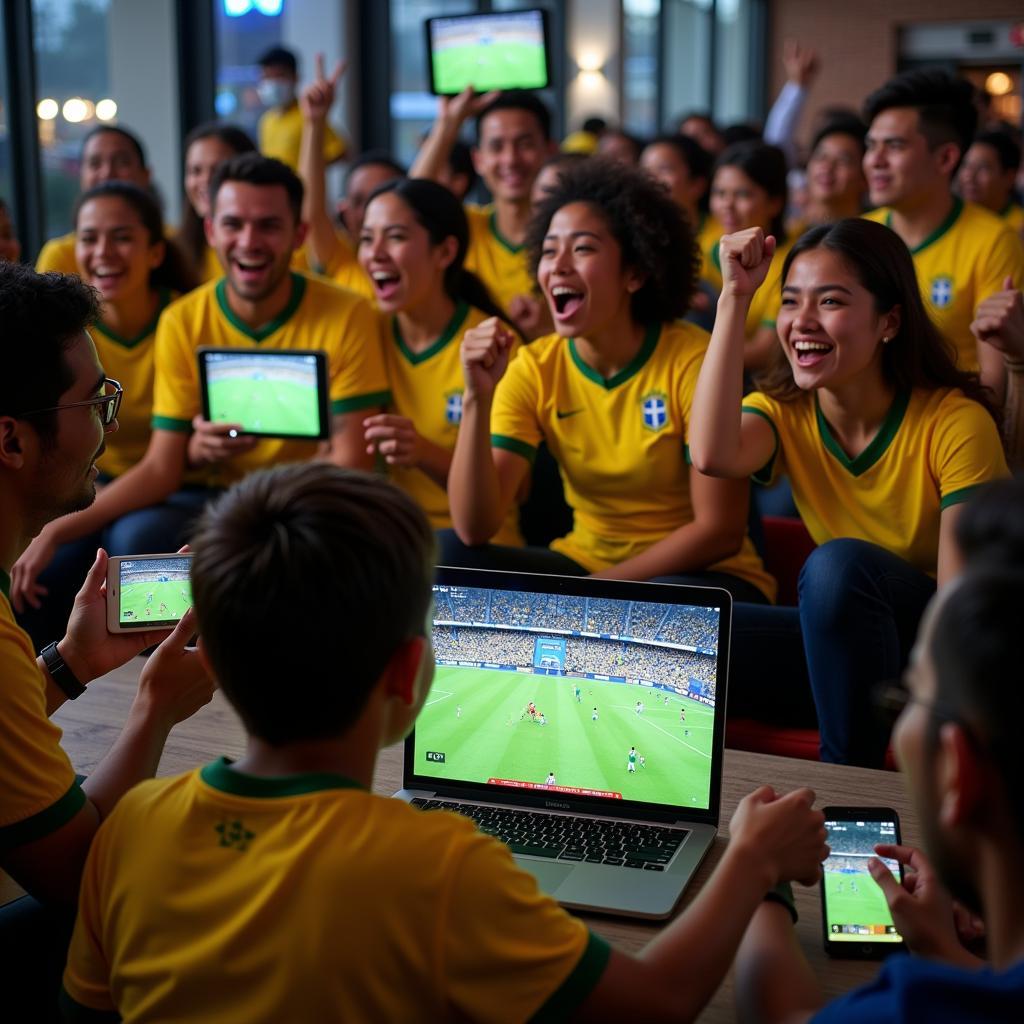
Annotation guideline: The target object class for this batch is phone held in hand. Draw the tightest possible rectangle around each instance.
[106,553,193,633]
[821,806,906,959]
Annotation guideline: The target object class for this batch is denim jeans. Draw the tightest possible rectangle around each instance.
[17,486,219,651]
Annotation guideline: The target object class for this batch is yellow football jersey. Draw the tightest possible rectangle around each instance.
[63,759,608,1022]
[491,322,775,597]
[199,245,222,284]
[312,229,375,302]
[152,273,390,487]
[35,231,77,275]
[696,212,724,288]
[864,200,1024,371]
[742,387,1009,576]
[258,103,345,172]
[382,303,522,545]
[0,577,85,850]
[464,204,534,315]
[704,236,793,337]
[1001,200,1024,236]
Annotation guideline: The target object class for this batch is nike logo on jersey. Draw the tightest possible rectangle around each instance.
[556,408,584,419]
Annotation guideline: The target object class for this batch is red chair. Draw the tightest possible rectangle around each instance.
[725,517,896,769]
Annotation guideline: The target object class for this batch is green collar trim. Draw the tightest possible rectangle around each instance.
[887,198,962,256]
[96,289,172,349]
[215,272,306,343]
[489,210,524,254]
[0,568,9,600]
[711,240,722,273]
[1000,199,1021,219]
[394,302,469,365]
[199,757,365,797]
[816,390,910,477]
[568,324,660,390]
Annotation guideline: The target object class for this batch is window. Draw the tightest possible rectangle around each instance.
[661,0,713,131]
[713,0,760,128]
[622,0,660,137]
[32,0,113,238]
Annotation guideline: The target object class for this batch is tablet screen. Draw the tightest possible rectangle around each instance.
[427,9,549,95]
[118,555,192,628]
[199,349,328,440]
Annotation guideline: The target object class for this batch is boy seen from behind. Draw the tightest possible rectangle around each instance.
[62,464,828,1023]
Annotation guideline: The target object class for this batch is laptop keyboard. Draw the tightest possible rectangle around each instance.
[411,799,687,869]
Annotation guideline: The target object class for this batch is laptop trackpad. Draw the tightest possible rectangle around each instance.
[518,859,575,892]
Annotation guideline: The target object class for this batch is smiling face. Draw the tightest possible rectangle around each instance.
[185,137,240,219]
[537,201,641,338]
[358,191,455,313]
[640,143,705,215]
[863,107,954,210]
[777,247,899,391]
[80,131,149,191]
[807,133,866,206]
[957,141,1016,213]
[75,195,163,305]
[207,181,301,302]
[473,108,549,204]
[710,165,781,235]
[339,163,403,239]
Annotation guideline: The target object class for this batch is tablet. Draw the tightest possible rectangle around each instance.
[106,553,192,632]
[198,348,330,441]
[425,9,550,96]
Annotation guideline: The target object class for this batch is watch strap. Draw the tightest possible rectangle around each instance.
[40,642,86,700]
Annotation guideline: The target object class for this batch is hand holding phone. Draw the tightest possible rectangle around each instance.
[821,807,905,958]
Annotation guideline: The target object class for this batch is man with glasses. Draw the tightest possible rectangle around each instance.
[733,563,1024,1022]
[0,261,214,1007]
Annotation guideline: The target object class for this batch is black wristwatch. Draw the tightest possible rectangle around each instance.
[40,642,86,700]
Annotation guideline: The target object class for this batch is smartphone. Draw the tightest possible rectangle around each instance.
[425,9,550,96]
[106,554,193,633]
[821,807,905,958]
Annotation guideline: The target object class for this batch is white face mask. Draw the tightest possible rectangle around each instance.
[258,79,295,108]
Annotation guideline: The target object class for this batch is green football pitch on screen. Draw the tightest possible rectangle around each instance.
[207,376,320,436]
[417,666,715,806]
[120,579,192,625]
[824,869,901,940]
[433,42,547,94]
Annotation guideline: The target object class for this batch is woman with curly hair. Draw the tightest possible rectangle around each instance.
[690,218,1009,765]
[442,158,774,601]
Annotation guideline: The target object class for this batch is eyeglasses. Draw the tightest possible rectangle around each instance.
[17,378,123,427]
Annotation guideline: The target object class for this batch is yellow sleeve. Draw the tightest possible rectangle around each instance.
[151,306,199,432]
[441,832,609,1022]
[35,235,78,275]
[62,825,116,1012]
[328,296,391,413]
[0,613,84,849]
[930,395,1009,509]
[323,122,346,163]
[490,351,543,464]
[975,221,1024,299]
[740,390,784,486]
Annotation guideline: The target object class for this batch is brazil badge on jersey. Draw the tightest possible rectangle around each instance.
[640,391,670,432]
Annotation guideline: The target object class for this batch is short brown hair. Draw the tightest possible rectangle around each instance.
[190,464,435,746]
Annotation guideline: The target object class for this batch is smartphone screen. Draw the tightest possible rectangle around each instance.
[117,555,192,629]
[822,809,904,955]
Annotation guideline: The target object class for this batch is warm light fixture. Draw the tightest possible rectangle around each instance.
[576,51,605,74]
[36,98,58,120]
[63,97,90,123]
[986,71,1012,96]
[96,98,118,122]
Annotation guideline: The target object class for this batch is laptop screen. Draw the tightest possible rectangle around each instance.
[409,574,726,817]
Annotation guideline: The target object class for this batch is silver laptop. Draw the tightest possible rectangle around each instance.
[396,567,730,920]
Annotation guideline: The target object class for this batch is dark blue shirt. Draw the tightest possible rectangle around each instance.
[813,955,1024,1023]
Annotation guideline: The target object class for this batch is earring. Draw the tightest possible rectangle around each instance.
[881,335,892,344]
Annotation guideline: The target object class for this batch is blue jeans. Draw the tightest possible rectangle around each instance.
[435,530,771,604]
[17,486,219,651]
[799,539,935,765]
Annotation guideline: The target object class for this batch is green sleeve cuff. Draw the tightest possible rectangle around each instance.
[764,880,797,923]
[491,434,538,464]
[940,483,987,511]
[741,405,780,486]
[59,987,120,1022]
[529,931,612,1023]
[0,780,86,854]
[331,390,391,414]
[151,415,192,433]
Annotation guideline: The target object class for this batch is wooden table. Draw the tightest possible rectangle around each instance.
[5,660,916,1022]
